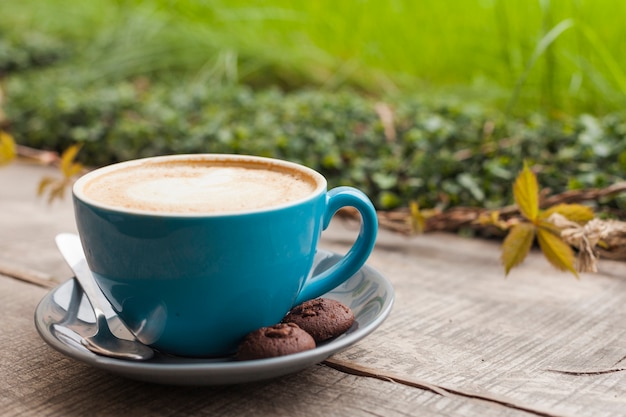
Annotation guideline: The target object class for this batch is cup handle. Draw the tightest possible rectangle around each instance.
[294,186,378,305]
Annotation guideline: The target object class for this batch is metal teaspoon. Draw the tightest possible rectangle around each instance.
[55,233,154,361]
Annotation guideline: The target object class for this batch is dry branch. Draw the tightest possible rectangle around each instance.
[340,182,626,264]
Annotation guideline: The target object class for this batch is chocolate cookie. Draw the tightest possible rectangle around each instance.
[236,323,316,360]
[282,298,354,343]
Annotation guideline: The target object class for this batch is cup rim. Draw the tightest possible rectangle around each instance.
[72,153,327,217]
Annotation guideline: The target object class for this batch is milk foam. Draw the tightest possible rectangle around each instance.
[82,161,317,213]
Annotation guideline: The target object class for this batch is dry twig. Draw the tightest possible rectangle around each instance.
[340,182,626,264]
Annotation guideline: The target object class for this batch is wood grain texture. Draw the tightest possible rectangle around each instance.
[323,227,626,417]
[2,228,625,416]
[2,274,535,417]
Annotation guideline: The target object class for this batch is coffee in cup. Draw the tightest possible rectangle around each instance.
[81,159,317,214]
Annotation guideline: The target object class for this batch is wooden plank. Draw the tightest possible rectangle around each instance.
[2,160,625,416]
[0,162,76,283]
[323,230,626,417]
[1,273,540,417]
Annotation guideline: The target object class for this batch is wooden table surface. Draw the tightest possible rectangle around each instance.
[1,162,625,417]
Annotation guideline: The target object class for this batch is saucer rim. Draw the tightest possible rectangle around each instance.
[34,250,394,385]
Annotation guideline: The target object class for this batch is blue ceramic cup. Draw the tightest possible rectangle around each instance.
[72,154,377,357]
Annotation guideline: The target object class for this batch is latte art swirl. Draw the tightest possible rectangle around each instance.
[81,160,318,214]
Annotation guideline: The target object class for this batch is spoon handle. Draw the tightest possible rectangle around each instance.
[55,234,110,318]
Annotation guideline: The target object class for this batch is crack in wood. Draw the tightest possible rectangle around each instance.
[323,358,449,397]
[545,367,626,376]
[0,261,57,289]
[612,354,626,367]
[323,358,569,417]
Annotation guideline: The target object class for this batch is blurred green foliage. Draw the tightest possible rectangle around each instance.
[0,32,69,75]
[6,72,626,212]
[2,25,626,214]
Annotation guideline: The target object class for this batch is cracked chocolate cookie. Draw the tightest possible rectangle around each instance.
[236,322,316,360]
[282,298,354,343]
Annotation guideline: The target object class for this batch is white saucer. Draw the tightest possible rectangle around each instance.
[34,250,394,385]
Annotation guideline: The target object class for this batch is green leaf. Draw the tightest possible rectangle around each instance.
[536,227,578,278]
[540,203,594,224]
[513,162,539,221]
[457,172,485,201]
[372,172,397,190]
[379,191,401,209]
[501,222,535,276]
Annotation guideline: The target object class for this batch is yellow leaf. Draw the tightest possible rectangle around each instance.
[501,222,536,276]
[476,210,496,225]
[38,145,82,204]
[0,131,16,166]
[409,201,425,234]
[513,162,539,221]
[38,177,72,204]
[475,210,509,230]
[536,227,579,278]
[536,218,563,235]
[65,162,83,178]
[37,176,57,197]
[60,144,83,179]
[540,203,594,224]
[47,182,66,204]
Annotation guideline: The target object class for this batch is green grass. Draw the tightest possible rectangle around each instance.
[2,0,626,114]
